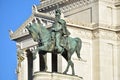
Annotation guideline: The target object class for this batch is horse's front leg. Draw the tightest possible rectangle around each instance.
[71,61,75,75]
[63,60,70,74]
[63,52,71,74]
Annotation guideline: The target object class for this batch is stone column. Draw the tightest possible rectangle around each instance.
[16,56,22,80]
[99,40,114,80]
[113,42,119,80]
[92,36,100,80]
[46,53,52,72]
[16,43,22,80]
[17,48,27,80]
[24,52,28,80]
[57,54,62,73]
[117,41,120,80]
[21,51,28,80]
[17,68,21,80]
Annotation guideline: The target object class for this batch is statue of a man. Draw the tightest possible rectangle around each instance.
[52,6,70,53]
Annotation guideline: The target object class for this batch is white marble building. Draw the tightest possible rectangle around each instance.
[10,0,120,80]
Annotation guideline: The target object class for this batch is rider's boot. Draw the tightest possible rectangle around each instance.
[57,46,64,54]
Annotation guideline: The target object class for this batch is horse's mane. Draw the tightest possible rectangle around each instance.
[37,23,51,42]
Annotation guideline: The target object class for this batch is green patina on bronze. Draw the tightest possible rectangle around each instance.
[26,6,82,75]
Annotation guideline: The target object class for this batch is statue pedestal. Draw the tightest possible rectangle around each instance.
[33,72,83,80]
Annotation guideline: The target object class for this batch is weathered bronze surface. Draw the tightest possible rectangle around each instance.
[26,6,83,75]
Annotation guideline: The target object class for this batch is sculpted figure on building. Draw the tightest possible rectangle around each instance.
[52,6,70,53]
[26,5,83,75]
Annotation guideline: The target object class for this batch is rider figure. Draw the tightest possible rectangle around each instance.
[52,6,70,53]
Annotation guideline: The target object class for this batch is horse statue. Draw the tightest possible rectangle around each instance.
[26,18,83,75]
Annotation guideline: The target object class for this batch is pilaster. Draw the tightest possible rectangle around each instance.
[46,53,52,72]
[18,51,28,80]
[23,51,28,80]
[117,40,120,80]
[57,54,62,73]
[92,32,100,80]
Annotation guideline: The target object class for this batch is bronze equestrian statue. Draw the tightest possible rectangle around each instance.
[26,6,83,75]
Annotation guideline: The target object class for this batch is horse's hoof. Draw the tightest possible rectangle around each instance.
[33,56,36,60]
[43,69,46,72]
[44,67,48,71]
[72,73,75,75]
[80,77,83,79]
[63,71,67,74]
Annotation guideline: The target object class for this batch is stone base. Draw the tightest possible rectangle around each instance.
[33,72,83,80]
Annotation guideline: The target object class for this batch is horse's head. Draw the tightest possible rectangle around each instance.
[26,23,40,42]
[26,18,51,44]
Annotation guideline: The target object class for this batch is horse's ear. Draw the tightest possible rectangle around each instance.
[26,23,32,30]
[26,25,29,29]
[29,23,32,27]
[39,19,46,26]
[34,18,38,23]
[32,5,37,13]
[36,18,40,23]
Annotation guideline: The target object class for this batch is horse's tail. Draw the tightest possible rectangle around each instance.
[75,38,82,58]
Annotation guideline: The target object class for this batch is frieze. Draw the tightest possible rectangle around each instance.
[92,29,99,39]
[38,0,98,14]
[79,29,93,39]
[92,29,118,40]
[99,29,117,40]
[68,26,93,40]
[37,0,68,11]
[117,31,120,41]
[100,0,120,3]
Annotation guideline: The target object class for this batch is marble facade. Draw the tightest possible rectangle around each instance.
[10,0,120,80]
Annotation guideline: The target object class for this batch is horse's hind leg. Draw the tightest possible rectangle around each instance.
[71,61,75,75]
[63,60,70,74]
[76,38,82,59]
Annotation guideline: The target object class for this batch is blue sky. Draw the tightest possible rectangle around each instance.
[0,0,39,80]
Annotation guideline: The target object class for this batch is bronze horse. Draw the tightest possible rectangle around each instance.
[26,19,82,75]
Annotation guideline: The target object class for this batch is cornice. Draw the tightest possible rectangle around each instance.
[99,0,120,8]
[10,11,120,41]
[37,0,120,16]
[99,0,120,3]
[10,15,34,40]
[37,0,69,11]
[37,0,98,12]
